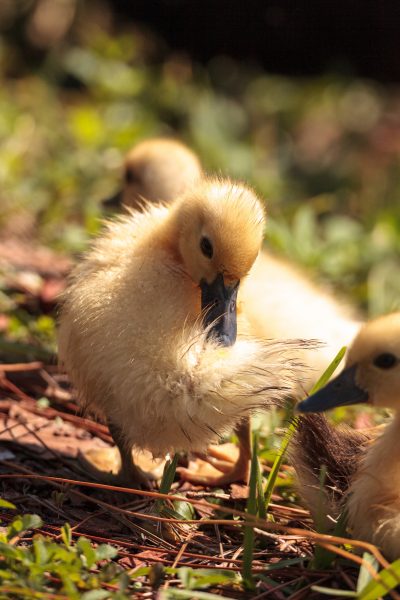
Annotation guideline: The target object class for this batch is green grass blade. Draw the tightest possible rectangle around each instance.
[263,417,298,508]
[254,432,267,520]
[241,431,259,590]
[263,346,347,510]
[159,454,179,495]
[160,589,236,600]
[312,507,348,569]
[358,558,400,600]
[309,346,347,395]
[155,454,179,513]
[311,586,357,597]
[356,553,380,595]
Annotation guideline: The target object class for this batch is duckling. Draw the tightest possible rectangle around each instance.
[108,138,361,380]
[296,313,400,560]
[99,138,360,484]
[103,138,202,210]
[59,177,315,487]
[241,252,361,379]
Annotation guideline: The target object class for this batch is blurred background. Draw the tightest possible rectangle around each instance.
[0,0,399,349]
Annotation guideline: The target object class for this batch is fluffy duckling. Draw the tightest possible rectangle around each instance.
[109,139,360,380]
[99,137,360,483]
[296,313,400,560]
[241,253,361,380]
[104,138,202,210]
[59,178,314,487]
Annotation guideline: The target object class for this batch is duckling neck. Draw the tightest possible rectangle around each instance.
[362,413,400,476]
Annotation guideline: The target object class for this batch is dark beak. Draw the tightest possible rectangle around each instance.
[200,273,239,347]
[102,190,122,210]
[297,364,369,413]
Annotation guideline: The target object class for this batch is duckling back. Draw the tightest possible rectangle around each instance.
[241,253,361,381]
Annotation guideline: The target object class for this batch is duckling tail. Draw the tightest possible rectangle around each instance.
[291,414,370,531]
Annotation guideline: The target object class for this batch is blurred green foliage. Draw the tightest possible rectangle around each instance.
[0,28,399,315]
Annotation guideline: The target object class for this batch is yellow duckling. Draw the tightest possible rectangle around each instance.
[109,138,360,380]
[59,177,314,487]
[241,253,361,379]
[98,137,360,484]
[296,312,400,560]
[103,138,202,210]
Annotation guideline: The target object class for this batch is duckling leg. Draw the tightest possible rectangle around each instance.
[78,421,152,488]
[179,419,252,486]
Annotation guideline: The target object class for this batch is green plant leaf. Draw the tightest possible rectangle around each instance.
[81,591,112,600]
[159,454,179,495]
[156,454,180,515]
[0,499,16,510]
[358,558,400,600]
[7,514,43,540]
[61,523,72,548]
[95,544,118,561]
[172,499,196,521]
[77,536,97,568]
[177,567,238,591]
[356,552,379,594]
[33,536,49,565]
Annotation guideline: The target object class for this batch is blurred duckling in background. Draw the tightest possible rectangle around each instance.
[103,138,202,210]
[296,313,400,560]
[59,178,315,487]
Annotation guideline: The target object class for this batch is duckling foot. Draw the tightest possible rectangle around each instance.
[77,444,165,490]
[178,444,250,486]
[178,420,252,487]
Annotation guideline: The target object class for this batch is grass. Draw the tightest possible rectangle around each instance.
[1,9,400,599]
[1,470,400,598]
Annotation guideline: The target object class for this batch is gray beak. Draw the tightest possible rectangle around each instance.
[297,364,369,413]
[200,273,239,347]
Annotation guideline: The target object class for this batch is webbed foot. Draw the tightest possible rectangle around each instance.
[77,446,165,489]
[178,419,252,487]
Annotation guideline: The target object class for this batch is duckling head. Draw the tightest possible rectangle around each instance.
[167,177,265,347]
[104,138,202,210]
[298,312,400,413]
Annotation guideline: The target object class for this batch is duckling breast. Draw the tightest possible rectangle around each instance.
[99,333,313,457]
[346,416,400,559]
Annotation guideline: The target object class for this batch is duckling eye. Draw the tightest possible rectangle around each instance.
[373,353,397,369]
[200,236,213,259]
[125,168,139,184]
